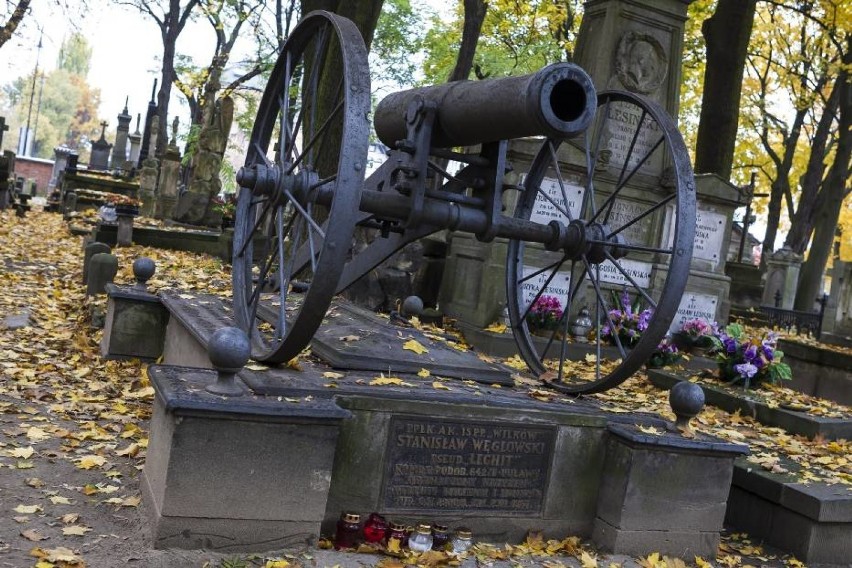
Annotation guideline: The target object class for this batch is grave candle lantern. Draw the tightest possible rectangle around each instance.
[334,512,361,549]
[362,512,388,543]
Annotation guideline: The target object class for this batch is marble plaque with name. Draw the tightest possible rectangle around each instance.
[669,292,718,332]
[605,101,664,176]
[605,199,654,247]
[521,265,571,310]
[693,208,726,265]
[598,258,652,288]
[530,177,584,226]
[382,416,556,514]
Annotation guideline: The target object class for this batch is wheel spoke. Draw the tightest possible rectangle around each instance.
[546,140,575,222]
[237,197,275,259]
[286,98,344,174]
[582,255,627,359]
[276,205,288,339]
[519,255,569,323]
[282,188,326,238]
[602,250,658,310]
[591,108,648,224]
[586,239,672,255]
[603,135,665,226]
[606,192,675,240]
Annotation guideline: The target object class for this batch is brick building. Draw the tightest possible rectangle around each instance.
[13,156,54,197]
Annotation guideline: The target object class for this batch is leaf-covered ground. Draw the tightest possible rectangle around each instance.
[0,210,844,567]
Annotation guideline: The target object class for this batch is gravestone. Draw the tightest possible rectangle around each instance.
[155,118,180,220]
[128,113,142,164]
[48,145,73,191]
[89,122,112,171]
[86,253,118,296]
[81,240,112,284]
[175,97,235,226]
[111,99,132,170]
[139,115,160,218]
[138,79,158,166]
[762,246,803,310]
[116,215,134,247]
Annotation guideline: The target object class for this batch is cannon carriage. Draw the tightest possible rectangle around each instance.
[232,10,696,394]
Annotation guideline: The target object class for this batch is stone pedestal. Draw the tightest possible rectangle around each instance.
[156,145,181,220]
[139,157,159,218]
[762,246,803,309]
[101,283,169,361]
[142,365,349,551]
[592,423,747,558]
[116,215,134,246]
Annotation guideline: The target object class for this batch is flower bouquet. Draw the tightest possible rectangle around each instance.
[674,318,717,354]
[600,289,652,348]
[713,323,792,389]
[526,295,564,333]
[646,336,682,369]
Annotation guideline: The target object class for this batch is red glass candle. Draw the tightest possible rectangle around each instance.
[334,512,361,549]
[363,512,388,543]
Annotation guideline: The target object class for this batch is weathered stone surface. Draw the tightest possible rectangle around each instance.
[86,253,118,296]
[593,518,720,559]
[82,242,111,284]
[143,365,348,550]
[779,339,852,406]
[101,284,169,361]
[310,299,513,385]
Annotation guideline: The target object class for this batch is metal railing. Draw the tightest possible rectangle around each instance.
[759,291,828,339]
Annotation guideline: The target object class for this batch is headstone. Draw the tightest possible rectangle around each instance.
[175,97,235,226]
[762,246,803,310]
[89,121,112,171]
[63,191,77,219]
[116,215,134,246]
[83,242,111,284]
[128,113,142,164]
[139,79,158,166]
[111,98,132,170]
[86,252,118,295]
[155,118,180,220]
[0,151,11,211]
[65,152,78,173]
[48,145,73,191]
[139,116,160,218]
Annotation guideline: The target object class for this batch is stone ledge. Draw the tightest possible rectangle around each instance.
[592,517,720,559]
[647,370,852,440]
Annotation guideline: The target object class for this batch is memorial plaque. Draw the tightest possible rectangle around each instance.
[382,416,556,514]
[669,292,718,331]
[599,258,652,288]
[606,199,654,247]
[530,176,584,225]
[605,102,663,176]
[521,265,571,310]
[693,208,726,265]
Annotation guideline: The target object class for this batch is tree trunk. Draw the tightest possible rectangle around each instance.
[694,0,756,178]
[448,0,488,82]
[794,49,851,311]
[0,0,30,50]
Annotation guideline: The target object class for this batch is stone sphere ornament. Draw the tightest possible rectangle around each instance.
[401,295,424,317]
[206,326,251,397]
[669,380,705,436]
[132,257,156,290]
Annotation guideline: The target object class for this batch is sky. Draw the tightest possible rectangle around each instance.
[0,1,237,141]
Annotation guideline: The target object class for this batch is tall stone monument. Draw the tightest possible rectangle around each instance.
[48,145,73,191]
[139,79,158,167]
[762,246,803,310]
[156,117,181,220]
[111,98,133,170]
[139,116,160,218]
[174,96,235,226]
[128,114,143,165]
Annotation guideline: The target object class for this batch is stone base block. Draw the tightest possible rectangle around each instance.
[143,365,349,551]
[592,424,746,557]
[101,284,169,361]
[592,517,720,559]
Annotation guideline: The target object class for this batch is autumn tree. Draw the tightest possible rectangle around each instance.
[119,0,201,156]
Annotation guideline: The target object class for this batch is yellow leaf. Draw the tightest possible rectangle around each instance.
[584,353,597,363]
[82,484,99,496]
[286,357,302,371]
[387,537,402,554]
[8,446,35,459]
[74,366,92,378]
[26,427,50,442]
[60,514,79,524]
[77,455,106,469]
[62,525,91,536]
[369,375,415,387]
[121,495,141,507]
[25,478,44,488]
[116,443,139,457]
[323,371,345,379]
[402,339,429,354]
[637,425,663,436]
[417,368,431,378]
[694,558,713,568]
[265,560,291,568]
[245,363,269,371]
[40,547,82,563]
[14,504,41,514]
[21,529,48,541]
[432,381,451,390]
[484,322,507,333]
[579,551,598,568]
[49,495,72,505]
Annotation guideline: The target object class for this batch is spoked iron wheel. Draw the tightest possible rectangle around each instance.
[506,90,696,394]
[232,11,370,363]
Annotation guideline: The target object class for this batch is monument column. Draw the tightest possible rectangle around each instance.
[762,246,803,310]
[111,99,132,170]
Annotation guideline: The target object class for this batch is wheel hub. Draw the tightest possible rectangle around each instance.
[559,219,629,264]
[236,164,319,206]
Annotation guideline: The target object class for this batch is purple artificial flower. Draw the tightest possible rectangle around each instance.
[762,344,774,361]
[621,289,632,315]
[735,362,759,379]
[743,343,759,362]
[723,337,738,354]
[637,309,652,332]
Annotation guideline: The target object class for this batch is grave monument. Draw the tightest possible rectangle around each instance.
[89,122,112,171]
[111,98,133,170]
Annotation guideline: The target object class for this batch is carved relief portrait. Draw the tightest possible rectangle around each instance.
[614,31,668,94]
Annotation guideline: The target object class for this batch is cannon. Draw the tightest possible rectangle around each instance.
[232,11,696,394]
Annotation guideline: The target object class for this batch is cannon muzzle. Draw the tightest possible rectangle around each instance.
[374,62,596,149]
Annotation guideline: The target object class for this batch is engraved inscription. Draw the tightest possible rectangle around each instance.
[530,177,584,226]
[521,265,571,311]
[598,258,652,288]
[606,199,654,246]
[605,102,662,176]
[669,292,718,331]
[693,209,726,266]
[383,417,555,514]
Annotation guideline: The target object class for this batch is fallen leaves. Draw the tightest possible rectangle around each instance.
[402,339,429,355]
[369,375,416,388]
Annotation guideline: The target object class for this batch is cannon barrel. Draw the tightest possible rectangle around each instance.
[374,62,597,149]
